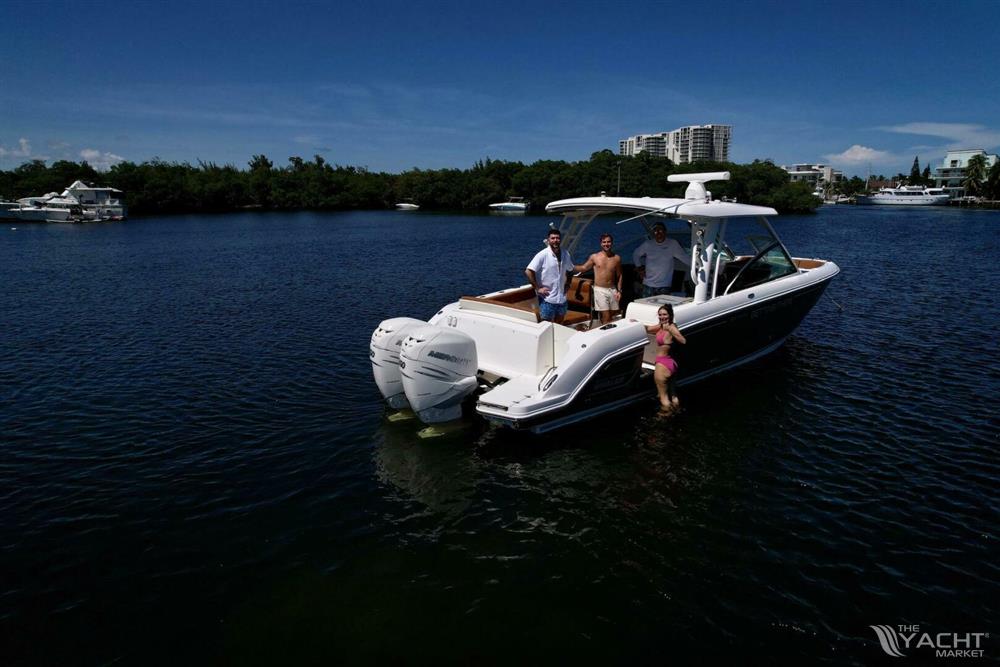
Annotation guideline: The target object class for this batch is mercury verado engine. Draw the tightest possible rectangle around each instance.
[399,325,478,423]
[370,317,427,409]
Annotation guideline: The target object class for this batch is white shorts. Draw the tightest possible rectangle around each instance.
[593,286,620,311]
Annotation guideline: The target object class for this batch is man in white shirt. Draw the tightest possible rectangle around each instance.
[633,221,689,297]
[525,228,574,323]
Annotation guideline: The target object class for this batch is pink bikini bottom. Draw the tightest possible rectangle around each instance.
[655,356,677,374]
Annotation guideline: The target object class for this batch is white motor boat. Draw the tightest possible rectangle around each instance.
[396,202,420,211]
[489,196,529,212]
[371,172,839,433]
[3,182,125,222]
[855,185,950,206]
[7,205,74,222]
[6,193,76,222]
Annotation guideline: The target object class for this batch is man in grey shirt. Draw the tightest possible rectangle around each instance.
[633,221,689,297]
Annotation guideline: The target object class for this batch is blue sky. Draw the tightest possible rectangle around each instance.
[2,0,998,176]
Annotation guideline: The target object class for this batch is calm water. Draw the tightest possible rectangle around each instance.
[1,206,998,664]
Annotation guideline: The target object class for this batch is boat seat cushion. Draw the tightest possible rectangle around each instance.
[562,310,591,326]
[460,280,592,325]
[566,277,593,310]
[460,288,540,321]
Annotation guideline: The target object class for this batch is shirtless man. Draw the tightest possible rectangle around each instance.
[574,233,623,324]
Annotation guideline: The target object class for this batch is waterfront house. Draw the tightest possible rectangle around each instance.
[782,163,843,193]
[933,149,999,198]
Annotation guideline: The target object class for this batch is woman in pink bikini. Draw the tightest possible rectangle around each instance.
[645,304,686,411]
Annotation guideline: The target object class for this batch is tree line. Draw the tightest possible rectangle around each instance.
[0,150,825,216]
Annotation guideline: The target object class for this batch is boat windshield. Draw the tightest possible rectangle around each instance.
[712,217,796,296]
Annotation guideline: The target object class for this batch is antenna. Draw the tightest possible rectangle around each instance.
[666,171,731,202]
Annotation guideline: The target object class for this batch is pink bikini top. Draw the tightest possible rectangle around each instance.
[656,328,669,345]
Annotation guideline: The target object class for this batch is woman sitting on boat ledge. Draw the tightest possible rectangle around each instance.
[646,304,686,412]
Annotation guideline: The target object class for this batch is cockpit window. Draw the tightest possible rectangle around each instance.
[713,218,796,295]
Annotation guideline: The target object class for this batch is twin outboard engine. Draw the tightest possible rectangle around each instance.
[371,319,479,423]
[370,317,426,409]
[399,325,478,423]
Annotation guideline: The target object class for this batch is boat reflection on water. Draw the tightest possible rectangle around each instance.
[371,418,487,514]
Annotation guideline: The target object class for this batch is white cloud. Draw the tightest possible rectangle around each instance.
[80,148,125,170]
[823,144,894,165]
[0,137,32,158]
[879,122,1000,149]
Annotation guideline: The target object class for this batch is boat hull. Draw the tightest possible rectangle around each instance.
[10,207,72,222]
[855,195,950,206]
[479,276,834,433]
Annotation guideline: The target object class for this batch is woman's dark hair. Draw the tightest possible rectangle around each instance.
[658,303,674,324]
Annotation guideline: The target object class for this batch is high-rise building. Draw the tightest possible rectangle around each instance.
[619,124,731,163]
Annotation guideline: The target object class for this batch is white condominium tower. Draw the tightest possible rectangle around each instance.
[619,124,732,164]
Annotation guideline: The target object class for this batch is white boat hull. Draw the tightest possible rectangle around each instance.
[856,186,950,206]
[855,195,950,206]
[475,262,838,432]
[10,207,73,222]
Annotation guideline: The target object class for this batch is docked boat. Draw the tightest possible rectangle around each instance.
[1,181,126,222]
[5,204,74,222]
[395,202,420,211]
[3,193,77,222]
[855,185,950,206]
[489,196,529,212]
[371,172,839,433]
[62,180,126,219]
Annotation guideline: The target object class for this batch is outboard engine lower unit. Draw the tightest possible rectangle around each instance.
[370,317,426,409]
[399,325,478,423]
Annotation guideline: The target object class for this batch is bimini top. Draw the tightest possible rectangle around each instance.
[545,172,776,221]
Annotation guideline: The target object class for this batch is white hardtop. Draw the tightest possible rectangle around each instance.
[546,171,775,221]
[546,196,776,220]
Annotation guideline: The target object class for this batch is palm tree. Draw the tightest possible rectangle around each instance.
[987,160,1000,200]
[963,153,988,196]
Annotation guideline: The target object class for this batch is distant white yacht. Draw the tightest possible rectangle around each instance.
[0,181,126,222]
[855,185,950,206]
[489,196,529,212]
[4,193,76,222]
[395,202,420,211]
